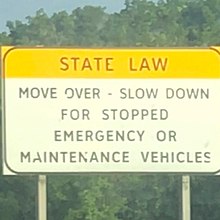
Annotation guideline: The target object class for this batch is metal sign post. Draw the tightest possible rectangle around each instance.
[38,175,47,220]
[182,175,191,220]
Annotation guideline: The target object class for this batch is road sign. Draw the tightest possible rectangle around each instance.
[2,46,220,174]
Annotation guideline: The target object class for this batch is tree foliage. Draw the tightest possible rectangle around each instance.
[1,0,220,219]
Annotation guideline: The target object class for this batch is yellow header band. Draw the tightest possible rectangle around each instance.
[2,47,220,78]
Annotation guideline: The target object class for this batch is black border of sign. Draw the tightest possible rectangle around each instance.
[1,46,220,175]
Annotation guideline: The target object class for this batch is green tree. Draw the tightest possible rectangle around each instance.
[7,9,57,45]
[0,32,11,45]
[48,176,125,220]
[0,176,36,220]
[51,11,76,45]
[71,6,107,46]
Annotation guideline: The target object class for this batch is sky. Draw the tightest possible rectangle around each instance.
[0,0,125,32]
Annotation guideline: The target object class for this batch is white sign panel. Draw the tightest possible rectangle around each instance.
[2,47,220,174]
